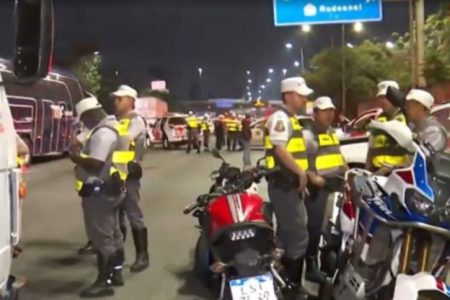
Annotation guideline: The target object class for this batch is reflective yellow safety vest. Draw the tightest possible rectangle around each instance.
[264,113,308,171]
[370,112,409,169]
[117,112,146,161]
[313,129,345,176]
[74,119,134,193]
[186,116,200,129]
[227,119,239,132]
[201,121,210,131]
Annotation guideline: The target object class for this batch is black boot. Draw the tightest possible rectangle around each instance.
[111,249,124,287]
[80,252,114,298]
[305,256,327,284]
[130,228,149,273]
[78,241,95,255]
[282,257,309,300]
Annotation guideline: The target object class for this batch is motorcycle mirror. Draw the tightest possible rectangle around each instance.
[211,148,225,161]
[14,0,54,83]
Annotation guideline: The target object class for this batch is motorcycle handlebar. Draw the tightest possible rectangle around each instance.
[183,202,199,215]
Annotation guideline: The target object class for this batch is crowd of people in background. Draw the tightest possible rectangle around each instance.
[186,111,254,167]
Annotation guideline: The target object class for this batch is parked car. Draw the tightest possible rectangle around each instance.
[149,114,206,150]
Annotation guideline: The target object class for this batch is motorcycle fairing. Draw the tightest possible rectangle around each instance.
[393,273,450,300]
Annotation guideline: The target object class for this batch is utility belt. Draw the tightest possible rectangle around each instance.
[77,172,124,198]
[267,170,299,191]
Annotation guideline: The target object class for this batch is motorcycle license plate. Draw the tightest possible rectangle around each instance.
[229,274,277,300]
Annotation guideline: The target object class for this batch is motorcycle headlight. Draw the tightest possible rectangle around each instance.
[405,188,435,216]
[229,228,256,241]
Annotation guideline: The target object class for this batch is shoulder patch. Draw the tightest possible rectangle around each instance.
[274,120,286,132]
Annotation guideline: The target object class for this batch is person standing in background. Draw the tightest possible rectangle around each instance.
[214,115,225,150]
[200,116,211,151]
[186,111,201,154]
[241,114,252,167]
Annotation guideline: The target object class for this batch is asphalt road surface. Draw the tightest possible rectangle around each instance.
[13,147,269,300]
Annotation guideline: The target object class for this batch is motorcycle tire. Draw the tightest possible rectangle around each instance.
[194,235,213,286]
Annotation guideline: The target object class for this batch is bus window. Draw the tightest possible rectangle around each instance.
[10,105,33,123]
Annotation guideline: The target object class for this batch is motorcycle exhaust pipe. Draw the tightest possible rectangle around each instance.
[270,262,286,289]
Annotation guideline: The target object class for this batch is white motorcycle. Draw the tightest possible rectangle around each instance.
[320,120,450,300]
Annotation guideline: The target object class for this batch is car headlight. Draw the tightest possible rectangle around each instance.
[405,188,435,216]
[229,228,256,241]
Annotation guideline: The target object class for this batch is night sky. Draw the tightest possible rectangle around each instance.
[0,0,447,100]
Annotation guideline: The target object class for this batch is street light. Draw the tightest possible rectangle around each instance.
[386,41,395,49]
[268,68,274,74]
[261,84,266,89]
[258,90,262,94]
[353,22,364,33]
[248,79,252,84]
[282,68,288,77]
[246,70,251,75]
[294,61,300,68]
[198,67,203,78]
[93,51,100,55]
[302,24,311,33]
[266,78,271,83]
[285,43,293,50]
[246,86,250,90]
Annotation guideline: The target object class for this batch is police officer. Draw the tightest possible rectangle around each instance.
[405,89,447,153]
[200,115,211,151]
[186,111,200,154]
[71,97,132,298]
[303,97,346,284]
[264,77,310,299]
[366,81,409,174]
[111,85,150,273]
[227,114,239,151]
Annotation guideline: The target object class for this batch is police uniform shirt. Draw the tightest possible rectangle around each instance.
[414,117,447,152]
[266,110,293,147]
[88,116,119,162]
[303,129,319,170]
[127,116,146,141]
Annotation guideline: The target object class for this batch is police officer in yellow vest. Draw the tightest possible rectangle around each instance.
[200,115,211,151]
[264,77,310,299]
[226,114,239,151]
[366,81,409,174]
[186,111,201,154]
[71,97,132,298]
[111,85,150,273]
[303,97,346,284]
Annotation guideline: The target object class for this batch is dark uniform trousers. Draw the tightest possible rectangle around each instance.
[187,128,200,151]
[203,130,210,149]
[304,188,329,257]
[119,179,146,231]
[268,183,309,259]
[82,194,124,256]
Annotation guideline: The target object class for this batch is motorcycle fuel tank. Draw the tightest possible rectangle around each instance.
[208,193,266,236]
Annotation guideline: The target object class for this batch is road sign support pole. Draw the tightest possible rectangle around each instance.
[341,24,347,114]
[409,0,425,87]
